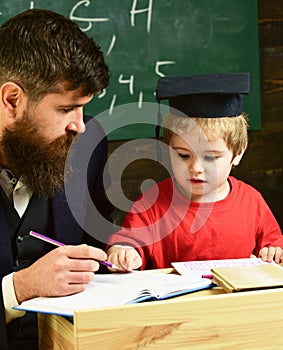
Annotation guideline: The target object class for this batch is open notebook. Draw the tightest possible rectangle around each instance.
[172,257,268,279]
[14,271,213,317]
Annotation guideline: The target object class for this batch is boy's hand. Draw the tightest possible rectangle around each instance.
[107,245,142,272]
[250,246,283,264]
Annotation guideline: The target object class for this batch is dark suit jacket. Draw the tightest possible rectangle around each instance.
[0,116,114,349]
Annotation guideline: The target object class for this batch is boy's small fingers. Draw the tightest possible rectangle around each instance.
[258,247,268,260]
[266,247,276,262]
[123,251,140,271]
[274,247,282,263]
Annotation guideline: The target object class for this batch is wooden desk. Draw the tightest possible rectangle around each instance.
[38,270,283,349]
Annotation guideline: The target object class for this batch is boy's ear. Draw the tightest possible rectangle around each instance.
[0,82,27,120]
[232,145,247,166]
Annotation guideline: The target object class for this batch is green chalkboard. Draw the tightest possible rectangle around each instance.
[0,0,261,140]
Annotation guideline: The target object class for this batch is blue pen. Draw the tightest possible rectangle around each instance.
[29,230,118,269]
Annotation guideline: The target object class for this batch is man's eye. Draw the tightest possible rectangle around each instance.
[62,107,74,113]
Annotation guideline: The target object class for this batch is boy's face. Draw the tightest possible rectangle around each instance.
[169,131,235,202]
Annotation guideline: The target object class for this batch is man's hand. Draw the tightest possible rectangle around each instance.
[107,245,142,272]
[13,244,107,303]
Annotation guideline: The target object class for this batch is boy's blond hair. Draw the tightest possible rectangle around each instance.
[163,113,249,159]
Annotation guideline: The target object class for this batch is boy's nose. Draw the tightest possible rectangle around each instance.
[188,158,204,173]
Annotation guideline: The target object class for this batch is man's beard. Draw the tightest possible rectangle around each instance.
[1,111,77,197]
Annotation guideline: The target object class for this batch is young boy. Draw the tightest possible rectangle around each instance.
[106,73,283,271]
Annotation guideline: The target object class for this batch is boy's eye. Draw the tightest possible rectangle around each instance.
[204,155,218,161]
[178,153,190,160]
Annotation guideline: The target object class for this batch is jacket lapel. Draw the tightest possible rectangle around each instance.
[52,190,84,245]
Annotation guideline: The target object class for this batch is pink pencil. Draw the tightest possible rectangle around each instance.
[29,230,118,269]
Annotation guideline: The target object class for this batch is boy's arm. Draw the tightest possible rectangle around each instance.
[107,245,142,272]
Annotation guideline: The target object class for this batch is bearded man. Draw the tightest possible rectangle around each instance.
[0,9,114,349]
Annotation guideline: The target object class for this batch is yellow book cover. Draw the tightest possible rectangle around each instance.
[211,263,283,293]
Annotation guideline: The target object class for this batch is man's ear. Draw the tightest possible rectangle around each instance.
[0,82,27,120]
[232,145,247,166]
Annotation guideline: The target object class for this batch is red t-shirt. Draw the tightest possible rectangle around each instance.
[107,176,283,269]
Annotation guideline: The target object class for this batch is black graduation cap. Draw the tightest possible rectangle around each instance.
[155,73,250,142]
[154,73,250,160]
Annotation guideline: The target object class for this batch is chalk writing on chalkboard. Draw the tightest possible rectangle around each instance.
[0,0,260,139]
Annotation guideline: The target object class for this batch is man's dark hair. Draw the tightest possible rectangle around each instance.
[0,9,109,100]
